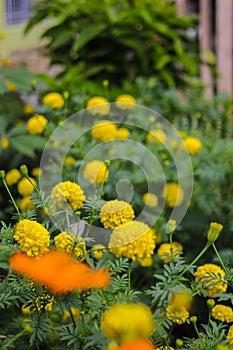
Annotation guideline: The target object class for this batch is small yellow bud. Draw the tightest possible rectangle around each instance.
[207,299,215,310]
[63,91,69,100]
[190,316,197,324]
[0,170,6,178]
[102,79,109,88]
[207,222,223,243]
[167,219,176,233]
[105,160,111,167]
[176,338,183,347]
[20,164,28,175]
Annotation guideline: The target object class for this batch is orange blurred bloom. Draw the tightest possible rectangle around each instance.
[107,339,156,350]
[10,250,110,294]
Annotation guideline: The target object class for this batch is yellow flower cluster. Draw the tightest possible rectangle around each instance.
[166,304,189,325]
[91,120,118,141]
[183,136,202,154]
[5,169,21,185]
[54,232,86,260]
[211,304,233,323]
[115,94,136,110]
[51,181,85,212]
[86,96,110,115]
[100,200,135,228]
[17,177,36,196]
[14,219,50,256]
[194,263,227,298]
[157,242,183,263]
[146,129,167,145]
[101,303,154,340]
[83,160,109,184]
[91,244,107,259]
[142,193,158,207]
[27,114,48,135]
[109,221,156,264]
[42,92,64,109]
[162,183,184,207]
[116,127,130,139]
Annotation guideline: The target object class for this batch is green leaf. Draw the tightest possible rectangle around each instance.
[72,23,108,52]
[10,135,46,157]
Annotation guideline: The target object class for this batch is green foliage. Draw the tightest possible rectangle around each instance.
[25,0,200,89]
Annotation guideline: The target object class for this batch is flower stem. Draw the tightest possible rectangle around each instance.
[212,243,227,273]
[1,177,21,218]
[65,299,76,328]
[1,330,25,350]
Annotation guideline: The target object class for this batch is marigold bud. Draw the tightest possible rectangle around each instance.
[167,219,176,233]
[207,222,223,243]
[0,170,6,179]
[20,164,28,176]
[207,299,215,310]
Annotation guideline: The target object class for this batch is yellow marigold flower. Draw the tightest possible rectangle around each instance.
[31,168,42,177]
[109,221,156,263]
[1,136,9,149]
[207,222,223,243]
[17,177,36,196]
[170,288,193,311]
[146,129,167,145]
[212,304,233,323]
[14,219,50,256]
[91,244,107,259]
[19,196,35,212]
[2,57,11,67]
[42,92,64,109]
[115,94,136,110]
[178,131,187,138]
[216,345,230,350]
[166,304,189,324]
[142,193,158,207]
[183,136,202,154]
[83,160,109,184]
[54,231,86,260]
[100,200,135,228]
[86,96,110,115]
[23,104,35,115]
[22,295,54,314]
[6,81,16,91]
[64,155,76,167]
[5,169,21,185]
[116,127,130,139]
[63,307,80,321]
[101,303,154,340]
[0,32,6,40]
[157,242,183,263]
[91,120,118,141]
[194,263,227,298]
[51,181,85,212]
[27,114,48,135]
[162,183,184,207]
[227,325,233,347]
[138,256,153,267]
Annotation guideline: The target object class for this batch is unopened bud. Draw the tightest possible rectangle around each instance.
[207,222,223,243]
[0,170,5,179]
[207,299,215,310]
[20,164,28,175]
[167,219,176,233]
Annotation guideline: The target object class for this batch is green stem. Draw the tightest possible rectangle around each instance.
[127,264,131,302]
[2,177,21,218]
[65,299,77,328]
[1,330,25,350]
[24,173,40,196]
[179,242,211,277]
[212,243,227,273]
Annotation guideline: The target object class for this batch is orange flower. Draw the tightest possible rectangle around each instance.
[107,339,156,350]
[10,250,110,295]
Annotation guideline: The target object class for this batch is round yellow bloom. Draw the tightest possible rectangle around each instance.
[6,81,16,91]
[157,242,183,263]
[27,114,48,135]
[227,325,233,347]
[83,160,109,184]
[31,168,42,177]
[139,256,153,267]
[19,196,35,212]
[100,200,135,228]
[115,94,136,110]
[63,307,80,321]
[42,92,64,109]
[86,96,110,115]
[14,219,50,256]
[101,303,154,340]
[162,183,184,207]
[142,193,158,207]
[51,181,85,212]
[1,136,9,149]
[146,130,167,145]
[91,120,118,141]
[17,177,36,196]
[64,156,76,166]
[183,136,202,154]
[166,304,189,325]
[91,244,107,259]
[109,221,156,263]
[2,58,11,67]
[194,263,227,298]
[54,232,86,260]
[23,104,35,115]
[116,127,130,139]
[211,304,233,323]
[5,169,21,185]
